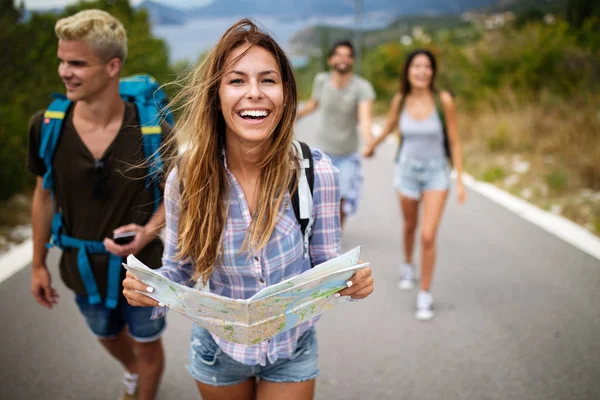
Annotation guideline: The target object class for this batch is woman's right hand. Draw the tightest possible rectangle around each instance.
[122,271,161,307]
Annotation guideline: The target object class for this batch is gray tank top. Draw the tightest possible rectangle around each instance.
[398,108,445,161]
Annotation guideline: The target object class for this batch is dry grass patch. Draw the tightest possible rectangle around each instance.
[458,92,600,235]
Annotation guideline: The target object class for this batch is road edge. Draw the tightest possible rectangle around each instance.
[459,173,600,260]
[0,239,33,284]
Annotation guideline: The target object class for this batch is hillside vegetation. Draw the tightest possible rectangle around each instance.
[295,3,600,233]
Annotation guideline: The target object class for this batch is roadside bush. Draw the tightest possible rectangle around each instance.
[545,170,569,192]
[482,166,507,182]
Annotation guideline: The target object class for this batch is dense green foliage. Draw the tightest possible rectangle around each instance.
[359,18,600,106]
[294,0,599,193]
[0,0,173,200]
[296,0,599,105]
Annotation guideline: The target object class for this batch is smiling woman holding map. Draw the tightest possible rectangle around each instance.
[122,19,374,400]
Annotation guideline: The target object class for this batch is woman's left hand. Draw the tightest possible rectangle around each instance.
[457,182,467,205]
[362,142,376,158]
[337,265,374,300]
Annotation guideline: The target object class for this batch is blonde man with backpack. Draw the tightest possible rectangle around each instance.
[27,10,174,400]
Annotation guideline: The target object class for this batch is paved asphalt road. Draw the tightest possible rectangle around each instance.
[1,112,599,400]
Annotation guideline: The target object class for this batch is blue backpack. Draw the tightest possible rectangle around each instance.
[40,74,173,308]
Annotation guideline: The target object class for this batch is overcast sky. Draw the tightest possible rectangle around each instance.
[22,0,212,10]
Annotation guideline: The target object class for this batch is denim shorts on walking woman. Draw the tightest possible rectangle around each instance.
[394,156,451,199]
[187,324,319,386]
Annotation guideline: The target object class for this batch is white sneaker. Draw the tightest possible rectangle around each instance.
[120,371,138,400]
[416,290,434,321]
[398,263,416,290]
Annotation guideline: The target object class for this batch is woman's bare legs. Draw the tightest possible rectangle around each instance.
[419,190,448,291]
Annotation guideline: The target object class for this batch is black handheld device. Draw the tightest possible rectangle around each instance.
[113,231,136,245]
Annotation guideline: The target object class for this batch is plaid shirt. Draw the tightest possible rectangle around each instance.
[154,148,340,366]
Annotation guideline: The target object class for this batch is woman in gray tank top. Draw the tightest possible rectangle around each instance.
[364,49,466,320]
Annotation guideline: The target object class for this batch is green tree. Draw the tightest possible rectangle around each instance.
[515,8,545,28]
[0,0,174,200]
[567,0,598,28]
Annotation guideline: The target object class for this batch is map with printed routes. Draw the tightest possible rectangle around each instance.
[124,247,367,345]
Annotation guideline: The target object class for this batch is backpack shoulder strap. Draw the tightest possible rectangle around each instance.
[434,91,446,129]
[290,140,314,260]
[137,103,163,212]
[394,93,407,162]
[434,90,453,164]
[121,75,170,212]
[298,141,314,197]
[39,94,71,190]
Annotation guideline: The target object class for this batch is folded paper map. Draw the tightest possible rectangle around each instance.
[123,247,368,345]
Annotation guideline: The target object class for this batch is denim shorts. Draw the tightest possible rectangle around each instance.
[326,152,362,216]
[187,325,319,386]
[394,157,451,199]
[74,295,165,342]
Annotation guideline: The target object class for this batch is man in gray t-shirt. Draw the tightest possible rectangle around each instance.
[297,40,375,226]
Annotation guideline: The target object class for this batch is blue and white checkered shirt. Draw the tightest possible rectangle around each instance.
[154,148,340,366]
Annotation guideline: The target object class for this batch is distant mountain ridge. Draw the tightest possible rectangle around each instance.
[139,0,502,24]
[138,1,188,25]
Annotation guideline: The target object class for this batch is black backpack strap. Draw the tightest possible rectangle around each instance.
[394,94,407,162]
[299,141,314,199]
[289,141,314,258]
[434,91,453,165]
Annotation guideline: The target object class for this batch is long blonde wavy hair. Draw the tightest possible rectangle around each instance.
[167,19,299,283]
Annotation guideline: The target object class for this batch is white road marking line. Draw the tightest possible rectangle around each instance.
[0,239,33,284]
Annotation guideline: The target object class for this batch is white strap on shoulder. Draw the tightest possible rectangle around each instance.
[292,140,315,259]
[292,140,313,221]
